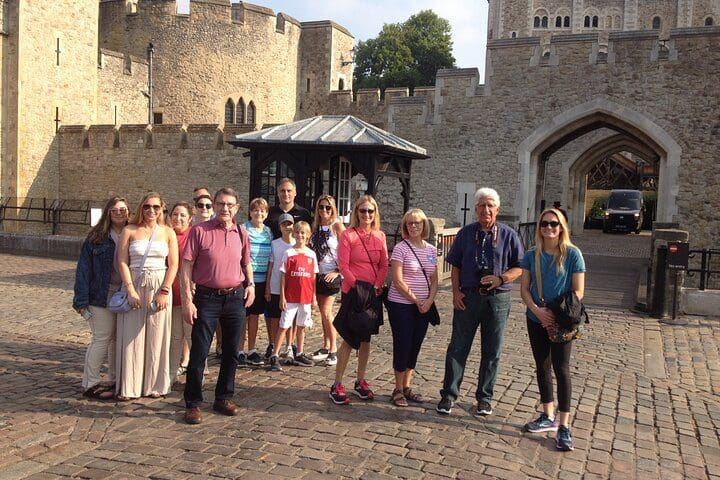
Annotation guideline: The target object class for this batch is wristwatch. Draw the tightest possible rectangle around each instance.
[246,282,255,287]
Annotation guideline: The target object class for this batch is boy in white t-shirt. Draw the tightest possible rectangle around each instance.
[265,214,296,364]
[268,221,319,371]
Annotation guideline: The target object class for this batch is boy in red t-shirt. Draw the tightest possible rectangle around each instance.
[268,221,319,371]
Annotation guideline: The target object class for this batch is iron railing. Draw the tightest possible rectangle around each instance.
[517,222,537,250]
[0,197,97,234]
[686,248,720,290]
[438,227,460,279]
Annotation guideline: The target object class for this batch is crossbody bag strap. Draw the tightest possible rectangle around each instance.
[403,240,431,291]
[355,228,379,283]
[534,247,544,303]
[131,223,159,289]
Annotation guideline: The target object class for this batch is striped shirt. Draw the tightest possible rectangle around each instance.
[243,221,273,283]
[387,240,437,304]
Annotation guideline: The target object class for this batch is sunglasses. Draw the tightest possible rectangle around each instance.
[109,208,127,214]
[358,208,375,215]
[406,221,422,227]
[196,203,212,209]
[318,205,333,212]
[540,221,560,228]
[143,204,162,212]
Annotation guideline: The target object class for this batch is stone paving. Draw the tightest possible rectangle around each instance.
[0,249,718,480]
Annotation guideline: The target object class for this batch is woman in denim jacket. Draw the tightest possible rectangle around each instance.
[73,197,129,400]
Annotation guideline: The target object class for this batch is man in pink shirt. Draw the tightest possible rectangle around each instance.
[181,187,255,424]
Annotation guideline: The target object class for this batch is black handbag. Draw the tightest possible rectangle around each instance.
[402,240,440,326]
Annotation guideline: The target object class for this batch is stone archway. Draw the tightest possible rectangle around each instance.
[516,97,681,225]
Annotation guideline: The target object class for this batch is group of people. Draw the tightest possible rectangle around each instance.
[73,181,585,452]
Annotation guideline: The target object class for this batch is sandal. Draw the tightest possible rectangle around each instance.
[403,387,424,403]
[391,389,408,407]
[83,384,115,400]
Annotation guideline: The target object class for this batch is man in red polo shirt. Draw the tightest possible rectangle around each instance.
[181,187,255,424]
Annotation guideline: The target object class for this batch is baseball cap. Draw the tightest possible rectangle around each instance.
[278,213,294,225]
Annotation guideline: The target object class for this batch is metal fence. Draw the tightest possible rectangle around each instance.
[517,222,537,250]
[686,248,720,290]
[0,197,96,234]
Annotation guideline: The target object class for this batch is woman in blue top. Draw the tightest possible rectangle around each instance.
[238,197,274,367]
[520,208,585,452]
[73,196,129,400]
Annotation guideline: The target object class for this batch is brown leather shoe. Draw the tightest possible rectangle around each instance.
[184,407,202,424]
[212,399,239,416]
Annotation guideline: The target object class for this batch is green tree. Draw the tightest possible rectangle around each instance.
[353,10,455,93]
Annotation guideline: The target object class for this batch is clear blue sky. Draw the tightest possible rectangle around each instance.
[177,0,489,80]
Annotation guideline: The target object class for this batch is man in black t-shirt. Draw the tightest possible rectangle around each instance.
[265,178,312,239]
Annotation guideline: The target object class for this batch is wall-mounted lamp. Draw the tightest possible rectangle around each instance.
[341,47,357,66]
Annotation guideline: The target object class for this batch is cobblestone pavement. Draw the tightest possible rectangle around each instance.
[0,251,718,480]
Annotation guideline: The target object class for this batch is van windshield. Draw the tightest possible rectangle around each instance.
[607,192,641,210]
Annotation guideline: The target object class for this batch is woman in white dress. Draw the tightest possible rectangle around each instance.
[116,192,178,400]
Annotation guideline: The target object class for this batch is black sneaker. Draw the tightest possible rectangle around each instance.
[294,353,314,367]
[291,344,298,358]
[236,352,248,368]
[476,400,493,416]
[325,352,337,366]
[246,351,265,366]
[311,348,329,361]
[436,397,453,415]
[329,383,350,405]
[269,355,283,372]
[353,379,374,400]
[264,343,274,360]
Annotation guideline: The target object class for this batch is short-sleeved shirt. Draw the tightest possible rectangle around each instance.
[388,240,438,304]
[522,247,586,323]
[268,237,294,295]
[243,221,273,283]
[183,218,250,289]
[445,222,524,291]
[280,247,319,304]
[265,204,313,239]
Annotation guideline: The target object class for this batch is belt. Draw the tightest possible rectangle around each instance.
[196,284,243,296]
[462,287,505,296]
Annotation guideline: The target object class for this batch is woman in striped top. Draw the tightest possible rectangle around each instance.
[239,197,274,367]
[386,209,438,407]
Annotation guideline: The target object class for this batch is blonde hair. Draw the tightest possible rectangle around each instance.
[294,220,311,235]
[400,208,430,240]
[249,197,268,212]
[349,195,381,231]
[534,208,574,273]
[132,192,165,225]
[313,194,338,230]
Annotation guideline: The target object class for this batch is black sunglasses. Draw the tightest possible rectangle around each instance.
[540,221,560,228]
[358,208,375,214]
[318,205,333,211]
[143,204,162,212]
[196,203,213,209]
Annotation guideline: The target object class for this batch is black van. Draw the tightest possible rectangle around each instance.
[603,189,644,234]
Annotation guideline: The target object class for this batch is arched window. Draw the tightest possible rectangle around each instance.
[652,16,661,29]
[615,16,621,28]
[236,98,245,124]
[555,16,562,28]
[276,14,285,33]
[564,16,570,27]
[511,31,517,38]
[247,101,256,125]
[224,99,234,124]
[338,78,345,90]
[541,16,548,28]
[606,16,612,28]
[592,16,599,28]
[584,16,590,28]
[705,17,714,26]
[534,16,540,28]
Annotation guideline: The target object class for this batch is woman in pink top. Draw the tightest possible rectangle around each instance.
[386,209,438,406]
[330,195,388,405]
[168,202,193,383]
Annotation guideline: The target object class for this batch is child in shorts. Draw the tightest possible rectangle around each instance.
[268,221,318,371]
[265,214,296,364]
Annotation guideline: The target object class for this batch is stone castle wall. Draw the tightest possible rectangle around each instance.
[97,49,149,125]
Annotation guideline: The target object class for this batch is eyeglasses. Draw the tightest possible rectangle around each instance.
[196,203,212,209]
[540,221,560,228]
[215,202,237,209]
[109,208,127,214]
[319,194,334,200]
[143,204,162,212]
[358,208,375,215]
[318,205,332,212]
[406,221,422,227]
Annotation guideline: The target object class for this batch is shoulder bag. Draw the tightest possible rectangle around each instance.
[533,247,588,343]
[108,224,159,313]
[402,240,441,326]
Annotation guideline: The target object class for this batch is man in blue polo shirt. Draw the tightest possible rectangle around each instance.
[436,187,524,417]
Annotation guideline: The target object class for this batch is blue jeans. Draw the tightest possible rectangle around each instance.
[184,286,245,408]
[440,289,511,403]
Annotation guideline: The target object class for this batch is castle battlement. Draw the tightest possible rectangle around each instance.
[98,48,148,74]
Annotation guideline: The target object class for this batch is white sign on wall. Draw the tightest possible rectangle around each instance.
[90,208,102,226]
[456,182,476,227]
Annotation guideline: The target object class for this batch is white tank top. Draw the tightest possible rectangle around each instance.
[313,222,339,274]
[128,239,168,270]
